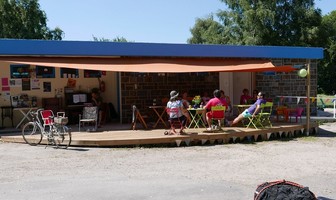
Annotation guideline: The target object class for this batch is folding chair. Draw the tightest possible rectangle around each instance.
[79,106,98,132]
[131,105,148,130]
[210,105,226,129]
[259,102,273,127]
[246,102,273,129]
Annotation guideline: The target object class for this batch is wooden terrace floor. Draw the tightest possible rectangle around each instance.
[0,121,319,147]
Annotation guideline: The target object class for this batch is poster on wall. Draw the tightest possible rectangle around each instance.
[31,79,40,90]
[43,82,51,92]
[1,77,10,91]
[0,92,11,101]
[9,79,22,87]
[22,78,31,91]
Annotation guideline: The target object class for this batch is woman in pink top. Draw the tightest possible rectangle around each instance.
[240,88,252,104]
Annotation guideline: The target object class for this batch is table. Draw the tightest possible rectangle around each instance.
[187,108,206,128]
[148,106,168,129]
[13,107,39,129]
[234,104,252,114]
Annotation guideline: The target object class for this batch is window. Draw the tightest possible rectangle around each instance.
[84,70,101,78]
[36,66,55,78]
[60,68,78,78]
[10,64,30,78]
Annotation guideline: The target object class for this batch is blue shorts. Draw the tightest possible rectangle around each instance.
[242,109,252,118]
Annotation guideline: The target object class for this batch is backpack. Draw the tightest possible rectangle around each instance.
[254,180,317,200]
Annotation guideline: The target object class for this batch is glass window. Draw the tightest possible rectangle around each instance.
[36,66,55,78]
[84,70,101,78]
[60,68,78,78]
[10,64,30,78]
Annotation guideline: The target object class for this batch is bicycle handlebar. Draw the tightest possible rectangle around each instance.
[30,108,44,117]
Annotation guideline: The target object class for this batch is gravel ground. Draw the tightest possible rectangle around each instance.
[1,122,336,200]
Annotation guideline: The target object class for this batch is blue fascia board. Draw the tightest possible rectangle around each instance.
[0,39,324,59]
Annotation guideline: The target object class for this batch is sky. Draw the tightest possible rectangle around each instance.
[39,0,336,44]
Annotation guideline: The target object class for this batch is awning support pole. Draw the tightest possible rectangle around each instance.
[306,60,311,136]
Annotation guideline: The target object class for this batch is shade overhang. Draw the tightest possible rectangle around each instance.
[0,56,297,73]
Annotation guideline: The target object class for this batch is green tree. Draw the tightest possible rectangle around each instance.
[0,0,63,40]
[317,11,336,94]
[189,0,322,46]
[188,15,226,44]
[92,36,130,42]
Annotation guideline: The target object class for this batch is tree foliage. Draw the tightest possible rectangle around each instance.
[0,0,63,40]
[317,11,336,94]
[188,15,226,44]
[188,0,336,94]
[92,36,130,42]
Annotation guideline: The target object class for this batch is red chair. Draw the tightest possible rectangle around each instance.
[40,110,54,130]
[210,105,226,128]
[289,107,304,123]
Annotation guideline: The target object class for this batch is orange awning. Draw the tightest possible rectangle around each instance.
[0,56,294,73]
[0,56,273,72]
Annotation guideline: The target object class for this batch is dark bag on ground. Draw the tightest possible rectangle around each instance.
[254,180,317,200]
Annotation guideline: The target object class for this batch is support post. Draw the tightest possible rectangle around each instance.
[306,60,311,136]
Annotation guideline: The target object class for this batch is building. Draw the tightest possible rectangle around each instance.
[0,39,323,126]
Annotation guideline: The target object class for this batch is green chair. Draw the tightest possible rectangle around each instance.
[246,102,273,129]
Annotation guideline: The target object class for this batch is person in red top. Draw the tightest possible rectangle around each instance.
[202,89,228,130]
[240,88,252,104]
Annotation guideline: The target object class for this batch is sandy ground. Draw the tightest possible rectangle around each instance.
[0,122,336,199]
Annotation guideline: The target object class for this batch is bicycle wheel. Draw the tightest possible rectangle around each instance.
[54,126,71,149]
[22,122,43,146]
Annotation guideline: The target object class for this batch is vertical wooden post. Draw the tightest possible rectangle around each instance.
[306,60,311,136]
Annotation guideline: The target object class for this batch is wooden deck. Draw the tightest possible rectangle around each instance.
[0,122,319,147]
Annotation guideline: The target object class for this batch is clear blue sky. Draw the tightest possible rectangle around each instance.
[39,0,336,44]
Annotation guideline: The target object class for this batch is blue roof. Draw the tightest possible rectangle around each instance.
[0,39,324,59]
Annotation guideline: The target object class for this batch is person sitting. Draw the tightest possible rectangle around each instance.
[249,89,259,104]
[201,91,211,105]
[166,90,187,134]
[220,90,232,113]
[91,88,103,127]
[181,91,191,125]
[240,88,252,104]
[203,89,228,130]
[229,92,266,127]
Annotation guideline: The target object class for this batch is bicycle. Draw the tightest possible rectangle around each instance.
[22,109,72,149]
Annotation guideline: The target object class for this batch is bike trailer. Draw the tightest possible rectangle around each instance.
[254,180,317,200]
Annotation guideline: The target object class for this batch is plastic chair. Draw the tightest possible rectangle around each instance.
[276,106,288,122]
[79,106,98,132]
[210,105,226,128]
[289,107,304,123]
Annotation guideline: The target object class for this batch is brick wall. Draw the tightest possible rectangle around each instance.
[120,72,219,123]
[256,59,318,115]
